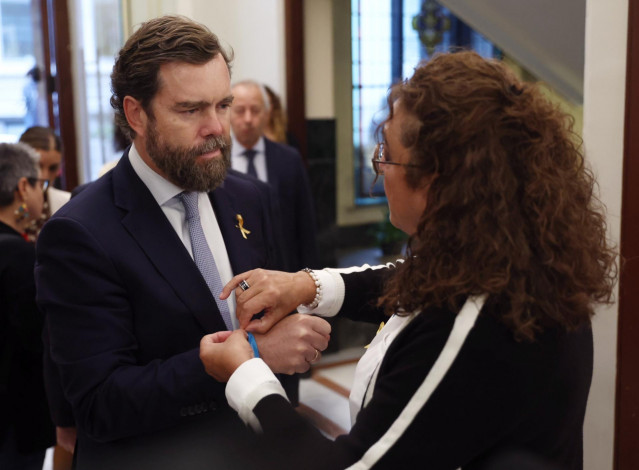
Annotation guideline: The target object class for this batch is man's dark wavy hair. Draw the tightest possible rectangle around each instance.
[378,51,617,341]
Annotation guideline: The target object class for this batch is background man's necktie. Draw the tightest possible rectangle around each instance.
[179,191,233,329]
[244,149,257,178]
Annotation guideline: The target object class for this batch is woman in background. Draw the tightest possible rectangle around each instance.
[18,126,71,241]
[0,143,54,470]
[200,51,616,469]
[19,126,76,469]
[263,84,287,144]
[263,84,299,149]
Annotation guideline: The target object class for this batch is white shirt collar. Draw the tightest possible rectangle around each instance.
[231,135,265,158]
[128,142,187,206]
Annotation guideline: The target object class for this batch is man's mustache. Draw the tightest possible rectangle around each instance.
[191,136,229,156]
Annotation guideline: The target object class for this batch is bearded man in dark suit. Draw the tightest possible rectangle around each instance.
[35,16,330,470]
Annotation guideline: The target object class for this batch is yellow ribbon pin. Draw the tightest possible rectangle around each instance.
[364,321,385,349]
[235,214,251,239]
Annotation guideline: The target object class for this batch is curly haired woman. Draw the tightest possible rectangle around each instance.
[200,51,617,470]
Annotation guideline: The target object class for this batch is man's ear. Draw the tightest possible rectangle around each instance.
[123,96,148,137]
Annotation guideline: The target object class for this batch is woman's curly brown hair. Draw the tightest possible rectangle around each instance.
[378,51,617,340]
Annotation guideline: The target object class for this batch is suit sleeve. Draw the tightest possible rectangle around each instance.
[337,264,396,323]
[42,323,75,427]
[35,217,226,442]
[302,264,396,325]
[236,308,564,470]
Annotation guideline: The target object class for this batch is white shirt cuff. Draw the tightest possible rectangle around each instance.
[296,269,345,317]
[225,358,288,432]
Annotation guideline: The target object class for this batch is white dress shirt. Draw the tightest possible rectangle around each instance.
[226,268,344,431]
[47,186,71,214]
[226,265,404,430]
[230,135,268,182]
[128,143,238,328]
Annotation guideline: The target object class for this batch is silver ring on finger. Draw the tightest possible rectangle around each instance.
[239,280,250,292]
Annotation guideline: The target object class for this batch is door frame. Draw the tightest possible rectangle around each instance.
[615,0,639,467]
[40,0,79,190]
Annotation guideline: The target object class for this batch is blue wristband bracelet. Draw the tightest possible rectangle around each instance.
[247,332,260,359]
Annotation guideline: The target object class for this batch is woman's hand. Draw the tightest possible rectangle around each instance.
[199,330,253,382]
[221,268,317,333]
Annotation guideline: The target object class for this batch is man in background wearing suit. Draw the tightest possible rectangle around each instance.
[230,80,318,272]
[35,15,330,470]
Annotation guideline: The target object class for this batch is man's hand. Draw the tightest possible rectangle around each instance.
[255,314,331,374]
[199,330,252,382]
[221,268,317,333]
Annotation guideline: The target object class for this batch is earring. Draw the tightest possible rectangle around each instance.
[14,202,29,222]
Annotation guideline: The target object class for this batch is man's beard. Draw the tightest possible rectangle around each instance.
[145,120,231,192]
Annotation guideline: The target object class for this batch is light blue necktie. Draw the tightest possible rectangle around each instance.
[179,191,232,330]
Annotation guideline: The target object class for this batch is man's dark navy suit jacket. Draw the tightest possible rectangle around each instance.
[36,151,280,469]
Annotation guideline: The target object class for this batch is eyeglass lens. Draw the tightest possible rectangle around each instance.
[374,143,386,175]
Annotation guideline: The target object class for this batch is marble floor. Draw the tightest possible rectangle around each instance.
[297,346,364,437]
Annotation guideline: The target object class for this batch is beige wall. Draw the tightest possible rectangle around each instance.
[582,0,627,468]
[124,0,287,98]
[331,0,386,226]
[123,0,336,118]
[304,0,334,119]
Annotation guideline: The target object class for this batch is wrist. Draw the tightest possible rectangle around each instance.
[300,268,322,309]
[289,270,314,306]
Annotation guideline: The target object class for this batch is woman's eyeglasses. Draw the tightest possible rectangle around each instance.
[27,177,50,191]
[371,143,422,176]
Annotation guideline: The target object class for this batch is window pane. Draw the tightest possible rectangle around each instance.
[352,0,392,202]
[75,0,124,181]
[352,0,501,203]
[0,0,48,141]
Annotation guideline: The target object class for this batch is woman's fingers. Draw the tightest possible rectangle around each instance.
[220,269,257,300]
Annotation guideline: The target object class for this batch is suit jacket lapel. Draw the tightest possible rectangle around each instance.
[112,154,227,332]
[209,186,259,276]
